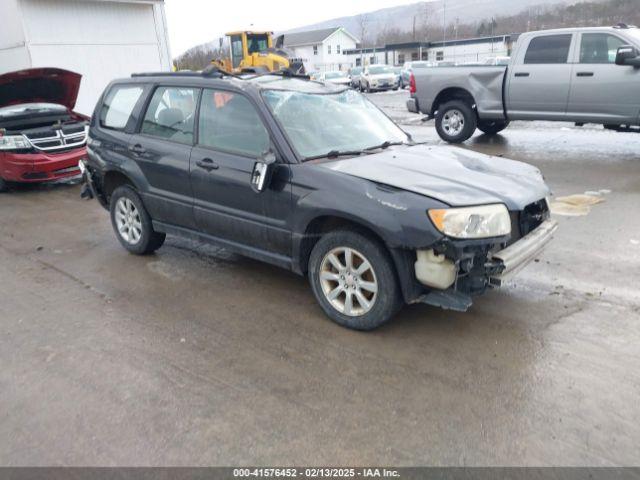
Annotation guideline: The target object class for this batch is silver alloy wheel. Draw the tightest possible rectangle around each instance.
[115,197,142,245]
[319,247,378,317]
[442,109,465,137]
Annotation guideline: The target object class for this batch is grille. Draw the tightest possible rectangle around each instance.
[520,199,550,237]
[508,199,550,244]
[23,123,88,152]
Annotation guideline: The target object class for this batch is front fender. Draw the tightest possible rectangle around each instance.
[289,165,448,273]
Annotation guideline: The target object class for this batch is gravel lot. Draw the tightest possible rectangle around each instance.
[1,90,639,466]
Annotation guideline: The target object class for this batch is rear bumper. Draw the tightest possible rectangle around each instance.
[489,219,559,286]
[406,97,419,113]
[0,147,87,183]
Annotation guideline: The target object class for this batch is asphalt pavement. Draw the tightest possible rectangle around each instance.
[1,90,639,466]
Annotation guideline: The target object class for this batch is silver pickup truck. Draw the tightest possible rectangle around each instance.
[407,25,640,143]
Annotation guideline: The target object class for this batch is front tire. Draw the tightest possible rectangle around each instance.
[477,120,510,135]
[435,100,477,143]
[110,185,165,255]
[308,229,402,331]
[0,177,8,193]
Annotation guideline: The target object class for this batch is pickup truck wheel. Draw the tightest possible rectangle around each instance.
[110,185,165,255]
[477,120,510,135]
[435,100,477,143]
[0,177,7,193]
[308,229,402,331]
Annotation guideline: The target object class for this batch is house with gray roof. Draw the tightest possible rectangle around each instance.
[278,27,359,73]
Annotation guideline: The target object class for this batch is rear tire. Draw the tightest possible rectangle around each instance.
[477,120,510,135]
[110,185,165,255]
[0,177,7,193]
[308,229,402,331]
[435,100,477,143]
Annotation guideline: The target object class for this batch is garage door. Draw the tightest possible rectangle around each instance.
[21,0,169,114]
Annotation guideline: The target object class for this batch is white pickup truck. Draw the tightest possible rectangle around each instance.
[407,25,640,143]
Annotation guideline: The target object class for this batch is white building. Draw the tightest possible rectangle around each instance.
[345,35,515,67]
[279,27,359,73]
[0,0,172,114]
[425,35,514,64]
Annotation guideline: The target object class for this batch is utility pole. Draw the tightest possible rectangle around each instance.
[443,0,447,44]
[490,17,495,52]
[454,17,459,63]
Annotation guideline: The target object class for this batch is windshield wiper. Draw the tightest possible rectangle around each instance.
[363,140,406,151]
[303,141,410,162]
[303,149,371,161]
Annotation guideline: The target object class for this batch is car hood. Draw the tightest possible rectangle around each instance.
[319,145,549,210]
[368,73,396,81]
[326,77,351,84]
[0,68,81,110]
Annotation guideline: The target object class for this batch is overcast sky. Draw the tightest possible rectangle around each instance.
[164,0,416,56]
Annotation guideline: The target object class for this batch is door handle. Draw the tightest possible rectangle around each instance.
[577,72,594,77]
[129,144,146,155]
[514,72,530,77]
[196,158,219,171]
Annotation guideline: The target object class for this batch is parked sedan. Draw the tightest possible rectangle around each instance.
[348,67,363,89]
[0,68,88,192]
[319,71,351,86]
[360,64,399,92]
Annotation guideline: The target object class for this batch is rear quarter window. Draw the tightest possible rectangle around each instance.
[99,85,144,130]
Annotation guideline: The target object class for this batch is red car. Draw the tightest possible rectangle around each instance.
[0,68,88,192]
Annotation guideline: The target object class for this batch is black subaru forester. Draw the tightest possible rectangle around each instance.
[81,69,557,331]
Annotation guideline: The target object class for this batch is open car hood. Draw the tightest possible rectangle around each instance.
[0,68,82,110]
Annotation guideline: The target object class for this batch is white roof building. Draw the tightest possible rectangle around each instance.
[0,0,172,114]
[279,27,359,73]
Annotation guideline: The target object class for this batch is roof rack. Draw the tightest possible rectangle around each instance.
[131,65,241,79]
[247,69,310,81]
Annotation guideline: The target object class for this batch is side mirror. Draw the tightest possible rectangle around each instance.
[615,45,640,67]
[251,149,277,193]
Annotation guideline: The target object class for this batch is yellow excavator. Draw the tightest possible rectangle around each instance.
[214,31,305,75]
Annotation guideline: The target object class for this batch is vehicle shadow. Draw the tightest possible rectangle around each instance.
[2,178,82,195]
[471,133,509,146]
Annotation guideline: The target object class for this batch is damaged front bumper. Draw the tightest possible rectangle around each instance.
[489,219,558,287]
[417,219,558,311]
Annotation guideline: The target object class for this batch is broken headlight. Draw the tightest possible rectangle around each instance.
[428,204,511,239]
[0,134,30,151]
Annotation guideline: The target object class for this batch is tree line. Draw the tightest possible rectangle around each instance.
[371,0,639,46]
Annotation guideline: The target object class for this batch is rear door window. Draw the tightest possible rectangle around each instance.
[100,85,144,130]
[197,90,270,158]
[140,87,198,144]
[524,34,573,64]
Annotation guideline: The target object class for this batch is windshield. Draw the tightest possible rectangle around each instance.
[627,29,640,45]
[263,89,408,160]
[350,68,362,75]
[325,72,346,79]
[368,66,393,75]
